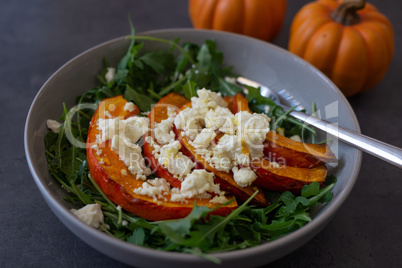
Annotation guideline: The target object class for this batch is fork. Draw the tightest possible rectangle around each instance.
[236,76,402,169]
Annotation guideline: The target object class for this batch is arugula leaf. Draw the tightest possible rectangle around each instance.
[127,228,146,246]
[182,80,197,99]
[124,85,155,112]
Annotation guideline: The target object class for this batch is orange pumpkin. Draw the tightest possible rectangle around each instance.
[188,0,287,41]
[289,0,394,97]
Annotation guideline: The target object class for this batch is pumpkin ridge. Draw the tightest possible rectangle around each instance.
[353,25,390,91]
[308,21,343,78]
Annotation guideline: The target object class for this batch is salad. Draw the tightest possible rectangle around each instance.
[44,30,337,263]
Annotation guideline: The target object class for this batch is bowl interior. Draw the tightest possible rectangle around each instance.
[25,29,361,267]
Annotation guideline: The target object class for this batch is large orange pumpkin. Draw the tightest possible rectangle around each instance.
[188,0,287,41]
[289,0,394,97]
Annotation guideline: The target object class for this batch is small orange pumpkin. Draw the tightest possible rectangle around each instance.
[289,0,394,97]
[188,0,287,41]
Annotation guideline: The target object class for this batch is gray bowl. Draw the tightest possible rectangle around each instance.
[25,29,361,267]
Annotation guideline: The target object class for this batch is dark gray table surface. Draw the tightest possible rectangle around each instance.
[1,0,401,267]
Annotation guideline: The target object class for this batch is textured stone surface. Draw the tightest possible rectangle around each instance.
[1,0,401,267]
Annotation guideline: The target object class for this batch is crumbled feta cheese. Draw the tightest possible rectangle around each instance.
[98,116,149,144]
[210,195,229,204]
[124,102,136,112]
[105,67,116,83]
[91,144,102,156]
[98,116,151,180]
[210,134,242,172]
[191,88,227,112]
[153,112,176,145]
[234,111,270,159]
[289,135,302,142]
[170,169,223,202]
[204,106,234,133]
[104,110,113,118]
[232,166,257,187]
[174,107,204,140]
[46,119,61,133]
[192,128,216,149]
[157,140,194,180]
[121,169,127,176]
[71,204,109,229]
[133,178,171,201]
[174,89,271,182]
[111,135,151,180]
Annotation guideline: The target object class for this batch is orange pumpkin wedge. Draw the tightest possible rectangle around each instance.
[251,159,327,193]
[143,93,189,188]
[87,95,237,221]
[230,93,337,167]
[174,102,268,207]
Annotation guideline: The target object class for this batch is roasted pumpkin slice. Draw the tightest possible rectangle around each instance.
[251,159,327,193]
[87,95,237,221]
[177,129,268,207]
[230,93,337,167]
[143,92,189,188]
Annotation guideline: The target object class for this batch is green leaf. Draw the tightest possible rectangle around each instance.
[127,228,146,246]
[157,202,211,244]
[196,43,212,74]
[183,80,197,99]
[124,85,156,112]
[218,77,243,96]
[140,51,173,74]
[301,182,321,198]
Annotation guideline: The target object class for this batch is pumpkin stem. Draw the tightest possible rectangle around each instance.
[330,0,366,26]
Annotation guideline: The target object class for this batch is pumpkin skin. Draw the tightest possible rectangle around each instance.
[189,0,287,41]
[289,0,394,97]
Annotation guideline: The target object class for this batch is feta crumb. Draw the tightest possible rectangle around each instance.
[210,195,229,204]
[111,135,151,180]
[46,119,61,133]
[191,88,227,112]
[289,135,302,142]
[158,140,195,180]
[124,102,136,112]
[105,67,116,83]
[104,110,113,118]
[174,107,204,140]
[153,113,176,145]
[192,128,216,149]
[98,116,149,144]
[98,116,151,181]
[133,178,171,200]
[205,106,234,132]
[232,166,257,187]
[71,204,109,229]
[170,169,222,202]
[91,144,102,156]
[121,169,127,176]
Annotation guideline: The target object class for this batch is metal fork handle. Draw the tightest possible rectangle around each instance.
[290,110,402,169]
